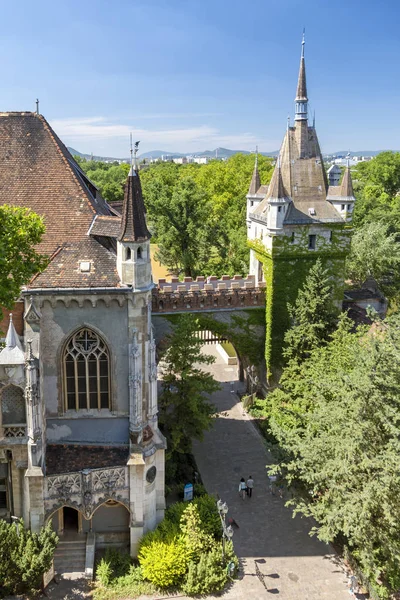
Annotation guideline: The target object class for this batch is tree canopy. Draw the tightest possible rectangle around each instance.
[0,205,48,319]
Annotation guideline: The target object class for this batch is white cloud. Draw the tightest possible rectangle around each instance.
[49,116,278,154]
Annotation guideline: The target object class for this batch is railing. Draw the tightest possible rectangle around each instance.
[1,424,27,439]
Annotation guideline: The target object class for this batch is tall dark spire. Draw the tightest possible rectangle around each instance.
[118,140,151,243]
[248,147,261,195]
[295,31,308,121]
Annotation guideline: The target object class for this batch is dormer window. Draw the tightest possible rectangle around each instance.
[308,208,316,216]
[126,247,132,261]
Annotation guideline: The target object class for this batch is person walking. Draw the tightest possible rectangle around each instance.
[238,477,247,500]
[246,476,254,498]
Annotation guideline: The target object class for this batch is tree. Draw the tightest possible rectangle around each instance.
[159,314,220,454]
[283,258,337,364]
[145,176,212,277]
[0,205,48,318]
[74,156,130,203]
[266,314,400,596]
[0,519,58,597]
[346,222,400,300]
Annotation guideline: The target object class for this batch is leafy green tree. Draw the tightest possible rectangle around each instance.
[0,205,48,319]
[0,519,58,597]
[346,222,400,300]
[74,156,130,203]
[145,176,212,277]
[283,258,337,363]
[267,314,400,596]
[159,314,220,454]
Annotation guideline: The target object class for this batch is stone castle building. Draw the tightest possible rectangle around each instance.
[0,113,165,554]
[247,37,356,378]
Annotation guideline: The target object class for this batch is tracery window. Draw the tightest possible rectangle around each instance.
[63,328,110,411]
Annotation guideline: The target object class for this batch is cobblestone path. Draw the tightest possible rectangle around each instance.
[190,345,352,600]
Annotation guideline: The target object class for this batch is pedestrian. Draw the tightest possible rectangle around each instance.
[246,475,254,497]
[238,477,247,500]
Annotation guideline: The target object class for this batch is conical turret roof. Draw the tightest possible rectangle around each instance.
[267,159,289,201]
[248,155,261,195]
[0,314,25,365]
[340,165,355,199]
[118,165,151,243]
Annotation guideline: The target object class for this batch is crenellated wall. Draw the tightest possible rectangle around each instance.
[152,275,266,313]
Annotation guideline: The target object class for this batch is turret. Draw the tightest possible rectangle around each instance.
[246,149,263,227]
[294,32,309,158]
[117,141,153,290]
[266,158,291,231]
[327,162,356,222]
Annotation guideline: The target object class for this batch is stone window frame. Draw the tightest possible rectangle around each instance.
[62,327,111,412]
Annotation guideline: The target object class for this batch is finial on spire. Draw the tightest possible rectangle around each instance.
[129,135,140,173]
[35,99,39,115]
[9,313,13,323]
[302,28,305,58]
[295,30,308,120]
[255,145,258,167]
[313,110,315,128]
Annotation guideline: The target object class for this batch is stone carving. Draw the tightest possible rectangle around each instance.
[47,473,81,498]
[92,467,126,492]
[24,296,41,324]
[4,426,27,438]
[44,466,129,520]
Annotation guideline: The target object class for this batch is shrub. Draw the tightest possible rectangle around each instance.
[193,494,221,539]
[96,559,113,586]
[180,504,214,561]
[182,546,229,595]
[139,539,188,588]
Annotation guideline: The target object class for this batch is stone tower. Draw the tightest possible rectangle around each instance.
[247,35,355,380]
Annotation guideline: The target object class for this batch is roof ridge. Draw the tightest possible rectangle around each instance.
[38,115,111,217]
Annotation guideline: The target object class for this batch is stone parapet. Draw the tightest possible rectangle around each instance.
[152,275,266,313]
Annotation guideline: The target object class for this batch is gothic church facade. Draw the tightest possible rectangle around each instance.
[0,113,165,554]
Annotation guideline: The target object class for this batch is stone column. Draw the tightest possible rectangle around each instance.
[155,449,166,524]
[128,328,143,445]
[127,452,145,557]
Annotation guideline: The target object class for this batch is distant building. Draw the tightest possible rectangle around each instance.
[327,164,341,186]
[193,157,209,165]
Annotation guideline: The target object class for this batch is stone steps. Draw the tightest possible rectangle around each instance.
[54,539,86,575]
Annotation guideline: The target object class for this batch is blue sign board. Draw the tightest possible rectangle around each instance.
[184,483,194,501]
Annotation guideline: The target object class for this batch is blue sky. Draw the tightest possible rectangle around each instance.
[2,0,400,156]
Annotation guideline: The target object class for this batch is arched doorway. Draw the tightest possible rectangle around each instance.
[63,507,79,531]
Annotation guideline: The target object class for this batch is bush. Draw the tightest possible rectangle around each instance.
[96,559,113,586]
[193,494,221,539]
[180,504,214,562]
[93,564,156,600]
[182,545,231,595]
[139,539,188,588]
[0,519,58,598]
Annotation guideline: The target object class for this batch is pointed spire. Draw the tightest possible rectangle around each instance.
[295,31,308,121]
[248,146,261,195]
[0,314,25,365]
[268,155,289,200]
[118,139,151,243]
[340,164,355,199]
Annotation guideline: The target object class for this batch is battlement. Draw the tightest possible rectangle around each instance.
[152,275,266,313]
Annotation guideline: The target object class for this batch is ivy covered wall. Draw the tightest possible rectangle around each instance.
[250,223,352,381]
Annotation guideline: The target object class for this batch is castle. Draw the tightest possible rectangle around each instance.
[0,36,355,559]
[247,36,355,378]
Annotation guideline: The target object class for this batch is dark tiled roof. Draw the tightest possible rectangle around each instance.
[0,112,112,256]
[90,215,121,237]
[119,167,151,242]
[46,444,129,475]
[30,237,120,288]
[0,112,122,289]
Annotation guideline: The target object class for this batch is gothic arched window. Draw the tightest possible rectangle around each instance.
[63,328,110,411]
[137,247,142,260]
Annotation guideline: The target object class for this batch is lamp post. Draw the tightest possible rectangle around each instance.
[216,499,234,561]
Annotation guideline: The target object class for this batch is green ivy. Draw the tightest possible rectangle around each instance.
[249,223,351,380]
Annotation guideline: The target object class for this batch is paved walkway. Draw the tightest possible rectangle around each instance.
[190,345,355,600]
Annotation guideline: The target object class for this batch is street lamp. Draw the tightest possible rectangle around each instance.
[216,498,234,561]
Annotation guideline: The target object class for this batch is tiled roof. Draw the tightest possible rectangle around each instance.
[46,444,129,475]
[119,166,151,242]
[30,237,120,288]
[90,215,121,237]
[0,112,121,289]
[296,56,307,101]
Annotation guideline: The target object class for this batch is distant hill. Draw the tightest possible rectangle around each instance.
[67,146,395,163]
